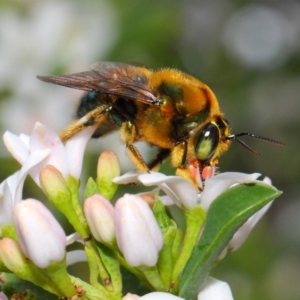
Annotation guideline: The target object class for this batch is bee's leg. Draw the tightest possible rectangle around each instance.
[60,106,109,142]
[120,121,149,172]
[147,148,171,171]
[171,141,201,189]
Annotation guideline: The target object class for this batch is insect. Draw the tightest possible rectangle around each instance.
[37,62,283,188]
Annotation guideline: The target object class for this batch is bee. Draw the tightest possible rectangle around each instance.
[37,62,283,188]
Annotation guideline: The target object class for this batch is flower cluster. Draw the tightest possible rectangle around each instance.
[0,123,280,300]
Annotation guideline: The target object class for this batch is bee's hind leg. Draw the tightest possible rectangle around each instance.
[60,106,112,142]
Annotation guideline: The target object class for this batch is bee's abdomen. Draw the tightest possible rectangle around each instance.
[76,91,113,119]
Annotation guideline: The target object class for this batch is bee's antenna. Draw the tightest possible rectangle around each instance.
[226,132,284,155]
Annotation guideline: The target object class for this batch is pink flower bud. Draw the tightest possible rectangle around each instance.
[84,194,115,244]
[12,199,66,268]
[115,194,163,267]
[122,293,140,300]
[97,151,120,199]
[0,238,27,272]
[0,292,8,300]
[39,165,69,199]
[97,151,120,181]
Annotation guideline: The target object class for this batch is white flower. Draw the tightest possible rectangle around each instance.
[0,148,49,225]
[126,278,234,300]
[114,171,272,213]
[115,194,163,267]
[198,277,234,300]
[113,171,199,209]
[115,171,276,261]
[199,172,262,210]
[66,250,87,266]
[139,292,184,299]
[3,122,95,185]
[12,199,66,268]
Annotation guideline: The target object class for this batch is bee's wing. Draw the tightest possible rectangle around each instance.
[37,62,157,104]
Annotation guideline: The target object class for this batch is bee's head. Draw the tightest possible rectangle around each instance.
[194,117,231,166]
[194,117,284,169]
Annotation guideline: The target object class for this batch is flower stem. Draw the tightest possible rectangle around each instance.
[170,205,206,293]
[70,275,121,300]
[84,239,112,291]
[67,176,90,234]
[157,225,178,289]
[138,265,166,291]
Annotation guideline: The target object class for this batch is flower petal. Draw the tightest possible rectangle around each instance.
[0,179,15,225]
[140,292,184,299]
[20,148,50,188]
[200,172,261,210]
[197,277,233,300]
[66,232,82,246]
[30,122,69,178]
[66,250,87,265]
[230,201,272,252]
[64,125,96,179]
[3,131,29,164]
[19,133,30,148]
[138,172,199,209]
[218,175,275,260]
[113,171,142,184]
[0,147,47,226]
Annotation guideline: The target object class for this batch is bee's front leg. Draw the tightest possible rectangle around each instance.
[171,141,202,190]
[120,121,149,172]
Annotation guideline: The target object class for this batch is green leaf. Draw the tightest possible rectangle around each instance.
[84,177,100,199]
[66,176,90,237]
[179,183,281,299]
[1,273,58,300]
[153,198,172,229]
[97,177,118,201]
[96,242,122,293]
[157,226,177,288]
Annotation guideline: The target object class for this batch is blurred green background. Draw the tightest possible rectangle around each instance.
[0,0,299,299]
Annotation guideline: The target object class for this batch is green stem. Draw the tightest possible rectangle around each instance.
[67,176,90,237]
[70,275,122,300]
[84,239,111,291]
[96,242,122,293]
[157,226,178,289]
[171,205,206,293]
[116,255,148,285]
[138,265,166,291]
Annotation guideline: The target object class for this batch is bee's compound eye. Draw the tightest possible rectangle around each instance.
[195,123,220,162]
